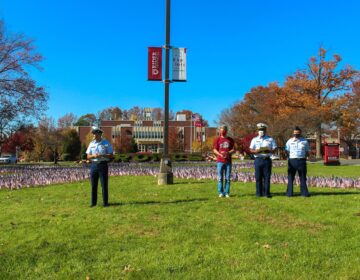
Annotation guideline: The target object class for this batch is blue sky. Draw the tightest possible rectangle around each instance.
[1,0,360,126]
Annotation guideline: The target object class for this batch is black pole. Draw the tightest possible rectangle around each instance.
[158,0,173,185]
[164,0,170,157]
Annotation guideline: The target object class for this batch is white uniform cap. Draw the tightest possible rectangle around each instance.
[91,126,103,134]
[256,123,268,130]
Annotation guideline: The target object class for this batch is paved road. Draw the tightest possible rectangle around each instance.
[239,159,360,166]
[307,159,360,166]
[340,159,360,165]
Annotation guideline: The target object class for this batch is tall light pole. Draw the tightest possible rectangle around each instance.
[158,0,173,185]
[164,0,170,158]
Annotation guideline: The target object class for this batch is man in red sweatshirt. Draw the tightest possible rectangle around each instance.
[213,125,235,197]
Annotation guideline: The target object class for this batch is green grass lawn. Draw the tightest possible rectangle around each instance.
[1,176,360,280]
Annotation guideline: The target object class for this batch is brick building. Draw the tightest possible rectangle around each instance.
[76,113,217,153]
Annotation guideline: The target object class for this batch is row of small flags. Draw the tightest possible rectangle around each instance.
[2,162,360,190]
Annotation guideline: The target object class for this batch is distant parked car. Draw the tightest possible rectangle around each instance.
[0,155,17,164]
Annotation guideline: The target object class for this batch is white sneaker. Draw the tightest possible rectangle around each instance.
[219,194,224,198]
[225,194,230,198]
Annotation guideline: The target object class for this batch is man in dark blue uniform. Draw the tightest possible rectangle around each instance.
[249,123,277,198]
[86,126,113,207]
[285,126,310,197]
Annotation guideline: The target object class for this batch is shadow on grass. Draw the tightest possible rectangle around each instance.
[172,181,207,185]
[304,191,360,196]
[109,197,209,207]
[233,191,360,198]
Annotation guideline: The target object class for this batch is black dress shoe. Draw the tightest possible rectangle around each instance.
[90,205,96,207]
[103,204,109,207]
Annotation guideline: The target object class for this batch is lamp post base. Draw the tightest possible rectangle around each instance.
[158,158,173,185]
[158,172,173,185]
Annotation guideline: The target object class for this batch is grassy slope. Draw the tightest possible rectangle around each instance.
[1,176,359,280]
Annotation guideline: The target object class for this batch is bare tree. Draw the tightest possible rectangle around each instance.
[152,107,163,121]
[0,20,48,154]
[57,113,78,129]
[98,106,122,120]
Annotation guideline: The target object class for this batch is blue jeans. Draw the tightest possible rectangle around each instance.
[217,162,232,195]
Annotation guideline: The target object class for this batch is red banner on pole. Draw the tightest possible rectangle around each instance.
[148,47,162,81]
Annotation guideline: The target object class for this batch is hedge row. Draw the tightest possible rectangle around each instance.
[113,153,204,163]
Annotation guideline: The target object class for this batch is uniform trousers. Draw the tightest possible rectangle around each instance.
[287,158,309,197]
[90,161,109,206]
[254,157,272,197]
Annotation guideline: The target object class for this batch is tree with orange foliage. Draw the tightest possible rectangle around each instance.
[334,79,360,152]
[220,84,275,135]
[169,127,183,153]
[112,129,136,153]
[219,83,290,147]
[278,47,358,158]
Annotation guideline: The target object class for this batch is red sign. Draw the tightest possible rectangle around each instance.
[148,47,162,81]
[324,143,340,165]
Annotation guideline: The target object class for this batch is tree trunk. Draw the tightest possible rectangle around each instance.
[53,148,58,164]
[315,126,322,159]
